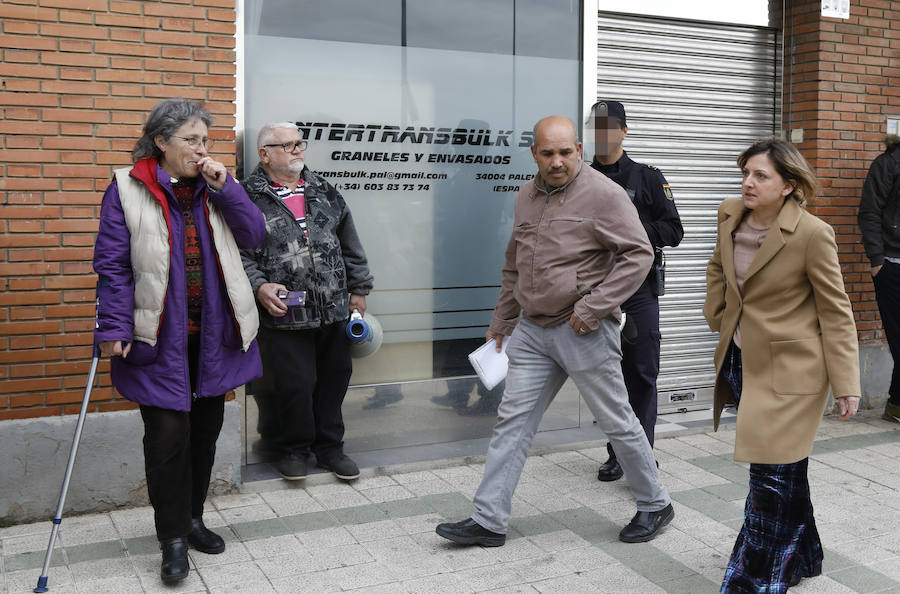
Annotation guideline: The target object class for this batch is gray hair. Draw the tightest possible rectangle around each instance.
[133,98,212,162]
[257,122,301,149]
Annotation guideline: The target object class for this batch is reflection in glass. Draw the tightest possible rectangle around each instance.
[244,0,583,459]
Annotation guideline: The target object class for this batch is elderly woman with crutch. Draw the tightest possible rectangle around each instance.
[704,137,861,592]
[92,98,265,584]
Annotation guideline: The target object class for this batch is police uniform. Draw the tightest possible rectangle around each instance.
[591,150,682,453]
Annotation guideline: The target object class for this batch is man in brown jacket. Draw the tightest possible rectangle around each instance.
[435,116,673,547]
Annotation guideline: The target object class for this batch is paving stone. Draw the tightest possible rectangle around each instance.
[419,492,476,519]
[68,556,135,582]
[671,488,744,523]
[5,548,66,572]
[65,539,126,564]
[827,565,900,593]
[57,514,118,547]
[259,488,325,517]
[404,478,457,497]
[527,529,591,553]
[327,502,389,525]
[582,562,667,593]
[187,540,252,568]
[219,503,278,524]
[358,484,415,504]
[109,507,157,539]
[508,513,566,537]
[326,560,398,589]
[294,526,356,548]
[210,492,265,510]
[243,534,305,560]
[230,517,291,541]
[701,481,749,502]
[280,510,339,533]
[2,411,898,594]
[400,570,475,593]
[345,518,405,542]
[393,512,446,535]
[194,559,267,589]
[657,572,720,593]
[391,470,440,484]
[2,531,55,555]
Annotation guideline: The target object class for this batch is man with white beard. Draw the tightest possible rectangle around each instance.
[241,122,373,482]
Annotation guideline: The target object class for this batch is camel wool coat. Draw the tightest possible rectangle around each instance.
[703,198,860,464]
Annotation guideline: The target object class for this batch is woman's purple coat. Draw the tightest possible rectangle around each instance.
[93,159,265,411]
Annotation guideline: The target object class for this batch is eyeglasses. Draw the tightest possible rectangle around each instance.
[263,140,308,153]
[172,135,214,150]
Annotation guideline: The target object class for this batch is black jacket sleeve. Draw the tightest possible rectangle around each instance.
[639,166,683,248]
[327,181,374,295]
[858,149,899,267]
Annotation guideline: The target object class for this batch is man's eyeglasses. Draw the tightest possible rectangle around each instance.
[264,140,308,152]
[172,135,214,150]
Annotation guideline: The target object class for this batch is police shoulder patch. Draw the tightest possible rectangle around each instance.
[663,184,674,200]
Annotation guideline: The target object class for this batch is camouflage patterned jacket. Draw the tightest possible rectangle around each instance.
[240,163,373,330]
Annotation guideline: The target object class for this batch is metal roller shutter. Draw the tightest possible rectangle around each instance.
[595,12,781,412]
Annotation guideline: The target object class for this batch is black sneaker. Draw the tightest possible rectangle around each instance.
[276,453,308,481]
[317,453,360,480]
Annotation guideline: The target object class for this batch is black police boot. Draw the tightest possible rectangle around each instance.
[597,444,624,482]
[159,536,189,584]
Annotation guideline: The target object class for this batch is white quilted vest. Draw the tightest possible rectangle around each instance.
[114,168,259,350]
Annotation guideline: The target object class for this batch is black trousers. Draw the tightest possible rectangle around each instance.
[874,261,900,404]
[139,335,224,541]
[617,279,661,448]
[255,321,352,459]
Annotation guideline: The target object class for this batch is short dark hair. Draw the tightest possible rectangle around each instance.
[132,98,212,162]
[737,136,817,207]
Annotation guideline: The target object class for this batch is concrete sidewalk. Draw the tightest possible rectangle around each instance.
[2,410,900,593]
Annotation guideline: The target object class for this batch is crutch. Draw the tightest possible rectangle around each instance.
[33,341,101,593]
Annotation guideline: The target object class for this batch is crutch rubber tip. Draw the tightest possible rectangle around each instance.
[34,575,49,592]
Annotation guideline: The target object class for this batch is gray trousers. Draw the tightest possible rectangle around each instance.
[472,317,670,534]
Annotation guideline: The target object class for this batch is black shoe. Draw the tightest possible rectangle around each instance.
[159,537,189,584]
[276,453,308,480]
[435,518,506,547]
[597,455,624,482]
[618,503,674,543]
[188,517,225,554]
[317,452,360,480]
[788,573,802,587]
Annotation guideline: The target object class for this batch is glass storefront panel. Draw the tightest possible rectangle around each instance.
[243,0,582,461]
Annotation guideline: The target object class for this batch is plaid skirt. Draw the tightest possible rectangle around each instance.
[720,342,823,593]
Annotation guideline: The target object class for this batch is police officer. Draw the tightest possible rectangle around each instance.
[589,100,683,481]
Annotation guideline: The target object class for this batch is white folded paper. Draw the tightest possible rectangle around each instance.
[468,338,509,391]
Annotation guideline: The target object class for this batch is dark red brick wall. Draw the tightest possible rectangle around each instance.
[0,0,237,420]
[780,0,899,344]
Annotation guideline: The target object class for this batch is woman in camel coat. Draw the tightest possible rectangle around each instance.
[704,137,860,592]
